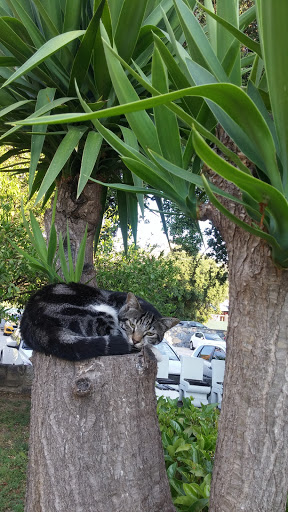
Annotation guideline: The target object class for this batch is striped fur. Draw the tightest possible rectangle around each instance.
[20,283,179,361]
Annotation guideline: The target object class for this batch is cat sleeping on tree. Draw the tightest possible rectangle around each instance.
[20,282,179,361]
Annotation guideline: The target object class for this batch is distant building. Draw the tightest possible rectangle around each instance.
[205,300,229,330]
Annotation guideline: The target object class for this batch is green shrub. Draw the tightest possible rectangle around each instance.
[157,397,219,512]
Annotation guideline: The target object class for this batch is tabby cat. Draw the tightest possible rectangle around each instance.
[20,282,179,361]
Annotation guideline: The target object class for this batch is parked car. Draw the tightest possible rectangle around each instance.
[191,342,226,384]
[190,330,224,350]
[3,320,18,336]
[154,340,181,399]
[155,340,181,382]
[179,320,206,329]
[0,329,32,365]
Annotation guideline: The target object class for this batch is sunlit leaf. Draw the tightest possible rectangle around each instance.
[77,131,103,198]
[36,126,87,203]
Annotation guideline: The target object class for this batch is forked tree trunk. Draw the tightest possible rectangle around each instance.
[202,128,288,511]
[25,349,175,512]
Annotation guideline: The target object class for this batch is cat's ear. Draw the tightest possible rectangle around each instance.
[126,292,141,310]
[159,317,179,331]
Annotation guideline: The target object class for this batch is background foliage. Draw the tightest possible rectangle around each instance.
[0,147,45,308]
[95,242,228,320]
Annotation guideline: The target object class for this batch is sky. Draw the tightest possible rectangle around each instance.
[115,205,211,254]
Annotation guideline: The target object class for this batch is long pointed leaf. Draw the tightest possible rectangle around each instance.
[120,126,144,215]
[30,0,60,38]
[148,149,255,207]
[0,99,32,118]
[152,46,183,167]
[89,177,167,198]
[1,30,85,88]
[47,224,57,266]
[154,196,171,248]
[74,226,88,282]
[114,0,148,63]
[259,0,288,190]
[173,0,228,81]
[77,131,103,198]
[0,16,33,61]
[117,190,128,253]
[29,212,48,260]
[201,174,286,266]
[36,126,87,203]
[9,241,59,279]
[198,1,261,58]
[192,128,288,240]
[29,87,56,194]
[5,0,46,48]
[68,0,105,94]
[65,223,74,280]
[122,156,182,205]
[101,22,161,155]
[58,233,71,282]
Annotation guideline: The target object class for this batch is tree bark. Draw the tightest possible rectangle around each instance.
[25,349,175,512]
[209,223,288,512]
[201,129,288,511]
[45,177,105,285]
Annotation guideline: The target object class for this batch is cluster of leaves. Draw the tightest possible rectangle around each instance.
[0,150,45,306]
[170,251,228,320]
[12,194,88,286]
[204,224,228,267]
[160,199,203,256]
[95,244,179,316]
[0,0,183,252]
[94,244,228,321]
[157,397,219,512]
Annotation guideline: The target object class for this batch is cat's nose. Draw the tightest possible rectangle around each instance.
[132,332,142,344]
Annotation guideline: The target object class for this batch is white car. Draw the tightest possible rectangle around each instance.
[155,340,181,382]
[191,342,226,384]
[190,330,224,350]
[0,329,33,365]
[154,340,181,399]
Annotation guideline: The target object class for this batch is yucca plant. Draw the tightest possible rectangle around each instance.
[18,0,257,229]
[0,0,182,276]
[9,195,88,283]
[18,1,288,510]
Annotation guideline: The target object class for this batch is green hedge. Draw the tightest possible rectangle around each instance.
[157,397,219,512]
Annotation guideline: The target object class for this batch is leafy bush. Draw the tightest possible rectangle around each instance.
[95,244,228,321]
[157,397,219,512]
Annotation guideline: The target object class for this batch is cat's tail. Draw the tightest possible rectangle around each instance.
[32,334,134,361]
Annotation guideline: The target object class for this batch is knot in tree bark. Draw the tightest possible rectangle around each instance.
[73,376,93,397]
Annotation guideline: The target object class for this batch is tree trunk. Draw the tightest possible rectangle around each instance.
[201,130,288,511]
[25,349,175,512]
[209,224,288,511]
[45,177,105,285]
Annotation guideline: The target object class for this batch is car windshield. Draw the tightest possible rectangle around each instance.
[156,342,179,361]
[205,333,222,341]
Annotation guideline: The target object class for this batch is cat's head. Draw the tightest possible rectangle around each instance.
[119,292,179,350]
